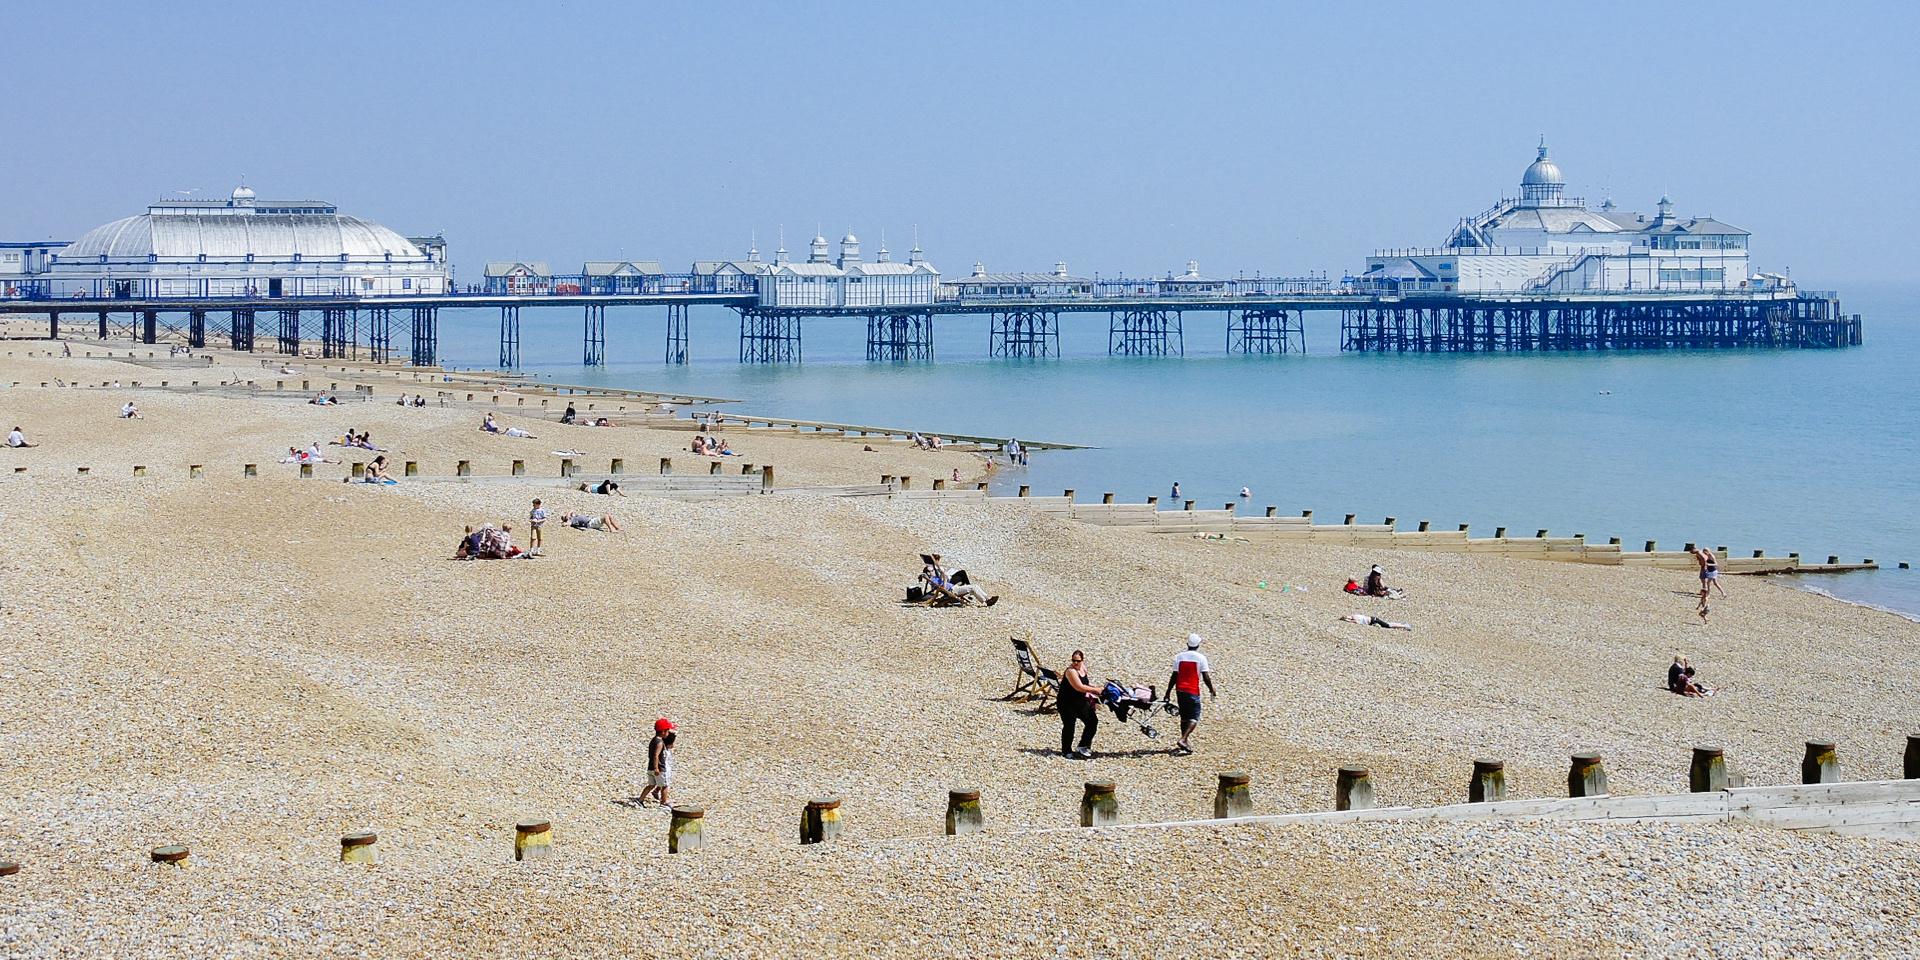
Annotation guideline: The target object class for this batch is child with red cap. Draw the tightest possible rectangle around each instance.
[638,719,676,808]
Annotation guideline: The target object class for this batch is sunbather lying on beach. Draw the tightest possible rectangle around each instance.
[1339,613,1411,630]
[563,511,621,532]
[503,426,535,438]
[580,479,626,496]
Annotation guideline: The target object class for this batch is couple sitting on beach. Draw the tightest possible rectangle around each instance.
[1667,656,1720,697]
[692,435,735,457]
[481,413,536,438]
[911,432,944,451]
[282,443,340,464]
[331,429,383,452]
[1343,565,1406,600]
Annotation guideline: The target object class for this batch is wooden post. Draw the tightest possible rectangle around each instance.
[1828,555,1839,565]
[710,461,722,475]
[1609,537,1621,545]
[1568,753,1609,797]
[1495,526,1507,539]
[0,862,18,877]
[133,465,147,477]
[1213,771,1252,819]
[761,465,774,493]
[1183,500,1194,511]
[1102,492,1114,504]
[660,457,673,475]
[1684,543,1697,553]
[669,807,705,853]
[1224,503,1236,514]
[1335,766,1374,811]
[1469,759,1506,802]
[189,464,203,479]
[1265,506,1276,517]
[1646,541,1658,552]
[76,466,89,475]
[511,459,525,476]
[299,463,312,479]
[514,820,552,861]
[1065,489,1076,501]
[404,461,417,477]
[1905,734,1920,779]
[800,797,843,845]
[1344,513,1355,525]
[351,462,366,479]
[1147,496,1158,506]
[1690,746,1728,792]
[932,479,946,490]
[243,463,257,478]
[1418,521,1430,532]
[150,845,189,866]
[340,831,378,863]
[1458,523,1469,533]
[1384,517,1395,528]
[560,458,574,477]
[610,458,624,474]
[1802,740,1839,784]
[899,476,910,490]
[1536,529,1548,538]
[456,460,471,477]
[945,789,984,836]
[1079,780,1119,827]
[1018,485,1030,497]
[1302,510,1313,520]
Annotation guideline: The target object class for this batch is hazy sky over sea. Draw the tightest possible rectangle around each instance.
[2,1,1913,284]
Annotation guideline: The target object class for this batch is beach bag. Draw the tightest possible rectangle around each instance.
[907,586,925,603]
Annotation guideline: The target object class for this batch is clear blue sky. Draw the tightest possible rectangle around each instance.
[2,1,1912,284]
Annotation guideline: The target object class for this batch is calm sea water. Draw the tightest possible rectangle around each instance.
[433,282,1920,620]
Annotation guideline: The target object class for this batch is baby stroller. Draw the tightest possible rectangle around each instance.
[1101,680,1176,738]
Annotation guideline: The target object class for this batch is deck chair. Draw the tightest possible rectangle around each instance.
[1008,637,1059,710]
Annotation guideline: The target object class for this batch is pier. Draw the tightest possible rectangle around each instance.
[0,284,1855,368]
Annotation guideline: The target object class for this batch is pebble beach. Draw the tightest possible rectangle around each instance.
[1,346,1916,958]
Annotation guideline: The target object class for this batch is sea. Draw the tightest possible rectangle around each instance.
[430,281,1920,621]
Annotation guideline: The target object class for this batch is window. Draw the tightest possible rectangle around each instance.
[402,278,412,290]
[293,254,302,263]
[198,254,207,263]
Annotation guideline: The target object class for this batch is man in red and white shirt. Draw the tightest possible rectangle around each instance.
[1165,633,1217,756]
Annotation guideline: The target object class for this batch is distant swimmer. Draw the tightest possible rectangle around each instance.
[1239,487,1251,499]
[1170,482,1181,500]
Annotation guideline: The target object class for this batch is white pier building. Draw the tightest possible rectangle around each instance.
[44,186,450,299]
[1357,146,1770,295]
[757,233,939,308]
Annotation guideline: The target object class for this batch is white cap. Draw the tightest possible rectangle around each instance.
[1186,633,1203,649]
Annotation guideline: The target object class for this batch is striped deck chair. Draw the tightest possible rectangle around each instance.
[1008,637,1058,710]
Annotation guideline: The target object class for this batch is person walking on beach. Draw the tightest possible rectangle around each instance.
[1165,634,1217,756]
[528,499,547,551]
[637,719,676,807]
[1694,546,1726,620]
[1058,650,1101,759]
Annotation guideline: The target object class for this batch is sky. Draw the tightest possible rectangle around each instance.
[2,1,1914,285]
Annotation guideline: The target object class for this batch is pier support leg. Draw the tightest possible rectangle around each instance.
[988,309,1059,358]
[737,307,801,363]
[1228,308,1304,354]
[322,307,352,359]
[368,307,392,363]
[410,307,437,366]
[584,303,606,366]
[141,310,157,345]
[188,310,205,348]
[664,303,687,364]
[230,309,255,352]
[48,311,59,340]
[277,309,301,355]
[97,311,108,340]
[866,310,934,361]
[498,305,520,369]
[1109,308,1182,356]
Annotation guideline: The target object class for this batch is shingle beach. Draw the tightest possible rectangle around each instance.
[1,347,1915,958]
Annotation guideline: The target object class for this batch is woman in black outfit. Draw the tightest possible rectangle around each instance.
[1059,650,1101,759]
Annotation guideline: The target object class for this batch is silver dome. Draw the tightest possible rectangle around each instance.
[1521,145,1563,187]
[60,213,425,262]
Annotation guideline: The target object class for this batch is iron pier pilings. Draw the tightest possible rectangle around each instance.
[665,303,689,365]
[410,307,438,367]
[1109,308,1183,357]
[322,307,355,359]
[737,308,802,363]
[141,310,158,345]
[367,307,392,363]
[498,305,521,369]
[583,303,607,366]
[187,310,207,349]
[866,310,935,362]
[988,309,1060,358]
[1228,308,1305,354]
[275,309,301,355]
[231,309,255,352]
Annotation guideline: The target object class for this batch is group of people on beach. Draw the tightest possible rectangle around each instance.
[1055,634,1217,760]
[330,428,383,452]
[558,405,618,427]
[392,393,431,407]
[691,435,735,457]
